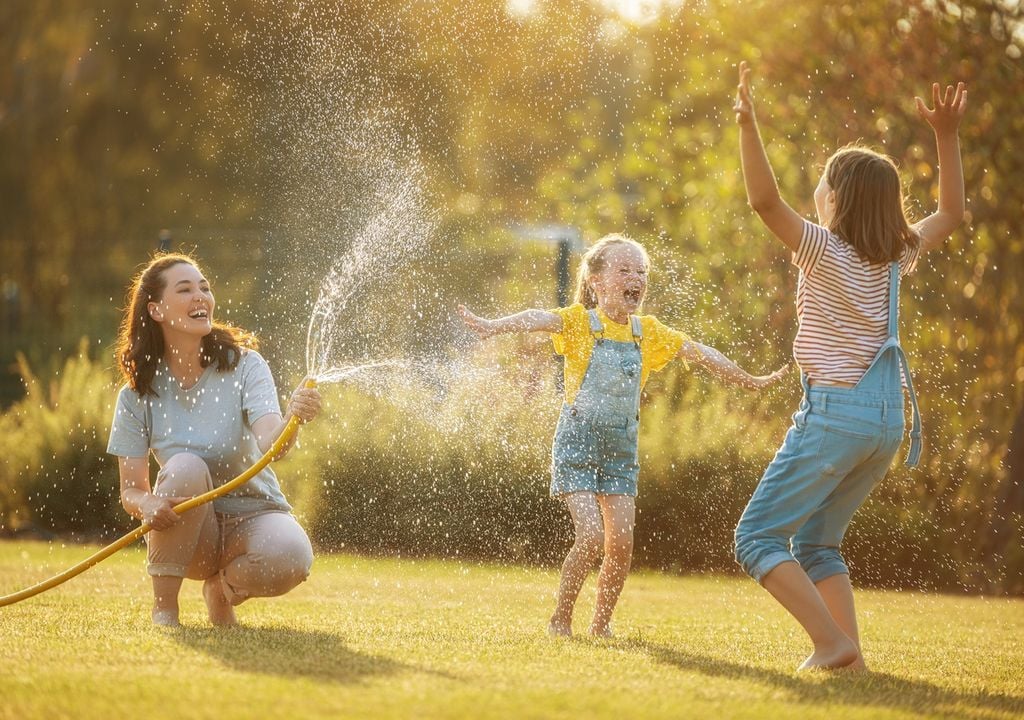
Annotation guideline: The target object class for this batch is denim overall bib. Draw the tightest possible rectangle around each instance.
[735,262,923,583]
[550,310,643,497]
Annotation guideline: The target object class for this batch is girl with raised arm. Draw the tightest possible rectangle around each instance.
[733,61,966,670]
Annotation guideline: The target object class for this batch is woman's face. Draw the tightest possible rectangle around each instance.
[148,262,215,339]
[589,243,648,318]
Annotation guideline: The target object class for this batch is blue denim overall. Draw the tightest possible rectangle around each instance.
[550,310,643,497]
[735,262,923,583]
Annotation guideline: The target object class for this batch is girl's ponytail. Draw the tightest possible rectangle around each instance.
[572,261,598,308]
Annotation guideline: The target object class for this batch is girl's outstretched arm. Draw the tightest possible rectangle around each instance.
[912,82,967,252]
[735,61,804,252]
[458,304,563,339]
[678,339,789,390]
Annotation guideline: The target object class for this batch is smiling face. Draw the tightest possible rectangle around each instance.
[588,242,649,321]
[147,262,215,339]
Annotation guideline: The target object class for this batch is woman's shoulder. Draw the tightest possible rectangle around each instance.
[236,348,269,369]
[114,382,141,402]
[113,381,150,411]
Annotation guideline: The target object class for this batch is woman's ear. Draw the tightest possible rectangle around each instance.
[148,302,163,322]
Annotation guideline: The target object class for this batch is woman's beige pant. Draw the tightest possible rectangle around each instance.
[146,452,313,604]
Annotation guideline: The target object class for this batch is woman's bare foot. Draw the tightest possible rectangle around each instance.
[151,576,182,627]
[203,575,237,627]
[587,623,614,638]
[798,637,860,671]
[547,614,573,638]
[151,607,180,627]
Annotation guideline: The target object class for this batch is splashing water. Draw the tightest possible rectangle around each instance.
[302,154,438,386]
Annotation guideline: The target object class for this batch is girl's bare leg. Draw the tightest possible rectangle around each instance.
[761,561,861,670]
[550,492,604,636]
[816,573,867,671]
[589,494,636,637]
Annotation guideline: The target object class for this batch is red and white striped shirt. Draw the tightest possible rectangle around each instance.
[792,221,920,385]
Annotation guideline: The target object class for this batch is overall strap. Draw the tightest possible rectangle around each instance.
[896,346,923,467]
[587,309,604,337]
[629,316,643,347]
[887,261,900,340]
[887,260,922,467]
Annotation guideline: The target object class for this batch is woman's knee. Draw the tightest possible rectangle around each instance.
[156,453,212,495]
[263,534,314,585]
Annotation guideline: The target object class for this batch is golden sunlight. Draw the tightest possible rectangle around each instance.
[506,0,685,24]
[597,0,685,24]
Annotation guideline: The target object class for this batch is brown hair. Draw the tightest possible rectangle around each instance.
[114,253,257,397]
[571,233,651,309]
[824,146,920,263]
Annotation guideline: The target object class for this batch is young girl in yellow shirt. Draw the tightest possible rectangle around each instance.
[460,234,787,637]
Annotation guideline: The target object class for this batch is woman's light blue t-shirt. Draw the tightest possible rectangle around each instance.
[107,349,291,515]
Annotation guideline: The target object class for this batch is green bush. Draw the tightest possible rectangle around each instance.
[1,340,1018,594]
[0,340,128,539]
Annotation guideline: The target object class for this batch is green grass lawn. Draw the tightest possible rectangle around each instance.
[1,540,1021,720]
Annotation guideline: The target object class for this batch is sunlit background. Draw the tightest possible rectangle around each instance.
[1,0,1022,594]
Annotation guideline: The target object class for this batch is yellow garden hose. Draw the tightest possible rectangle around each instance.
[0,379,315,608]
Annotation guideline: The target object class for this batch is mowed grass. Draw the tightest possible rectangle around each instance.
[0,541,1021,720]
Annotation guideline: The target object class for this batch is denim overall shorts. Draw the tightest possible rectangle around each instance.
[550,310,643,498]
[735,262,923,583]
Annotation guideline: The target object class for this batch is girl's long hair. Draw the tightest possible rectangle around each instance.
[114,253,257,397]
[571,234,650,309]
[824,146,920,263]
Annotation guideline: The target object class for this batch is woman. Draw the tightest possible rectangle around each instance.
[107,253,321,626]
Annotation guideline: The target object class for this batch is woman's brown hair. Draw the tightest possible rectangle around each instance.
[114,253,257,396]
[824,146,920,263]
[571,234,651,309]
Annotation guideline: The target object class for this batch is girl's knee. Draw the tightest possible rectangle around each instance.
[604,526,634,557]
[574,528,605,559]
[793,544,846,580]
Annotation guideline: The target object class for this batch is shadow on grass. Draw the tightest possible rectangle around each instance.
[171,625,446,685]
[618,639,1024,719]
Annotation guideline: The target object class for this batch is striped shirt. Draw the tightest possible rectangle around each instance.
[792,221,920,385]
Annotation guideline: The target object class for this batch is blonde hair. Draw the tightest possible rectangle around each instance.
[571,233,651,309]
[824,145,920,263]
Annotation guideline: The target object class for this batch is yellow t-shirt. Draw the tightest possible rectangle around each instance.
[550,303,690,405]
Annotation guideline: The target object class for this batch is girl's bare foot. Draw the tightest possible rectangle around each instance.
[587,623,614,638]
[203,575,237,627]
[151,607,180,627]
[840,654,868,673]
[798,637,860,671]
[547,614,573,637]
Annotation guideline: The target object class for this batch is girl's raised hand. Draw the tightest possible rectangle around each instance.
[915,82,967,135]
[458,304,496,339]
[734,60,755,124]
